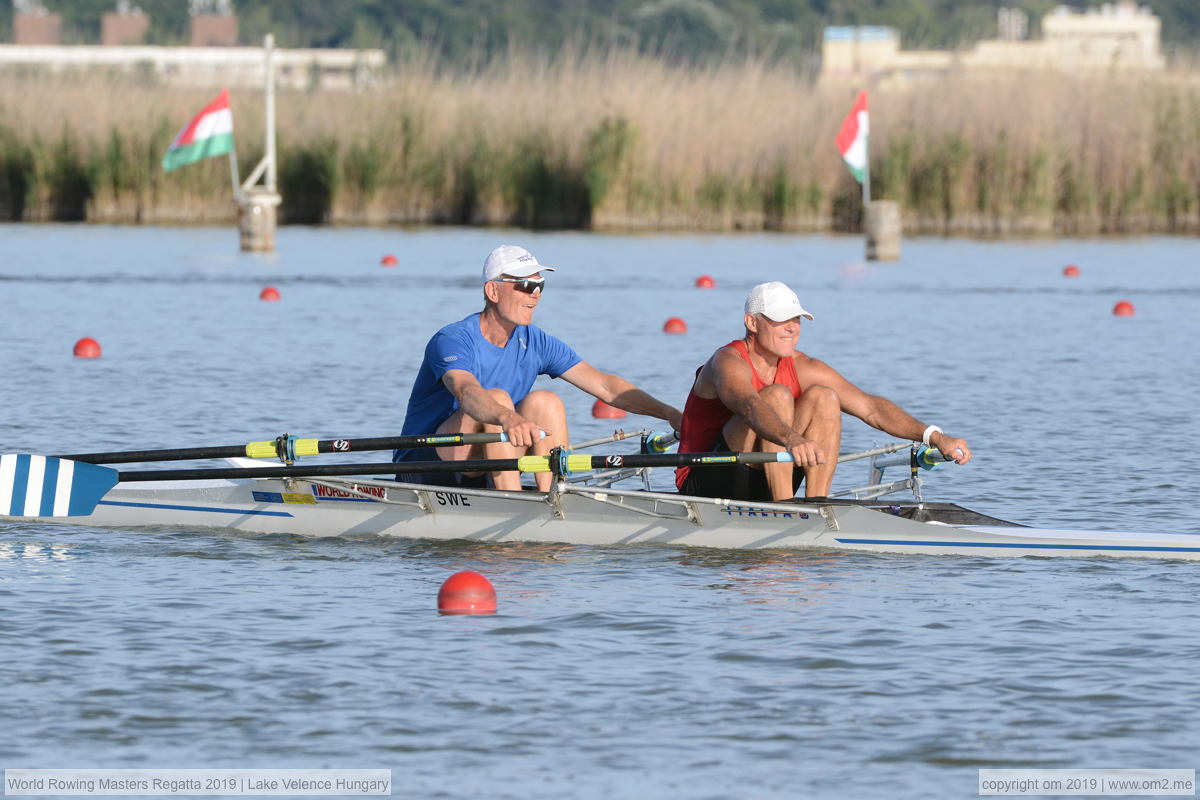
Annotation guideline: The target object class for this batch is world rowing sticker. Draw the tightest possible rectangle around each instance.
[312,484,387,502]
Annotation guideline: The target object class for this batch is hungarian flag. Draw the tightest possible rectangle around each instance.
[162,90,234,172]
[835,91,869,185]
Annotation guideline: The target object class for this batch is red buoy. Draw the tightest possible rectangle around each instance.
[695,275,715,289]
[73,337,102,358]
[259,286,281,302]
[1063,264,1081,278]
[592,399,627,419]
[438,571,497,615]
[663,317,688,334]
[1113,300,1136,317]
[381,254,398,267]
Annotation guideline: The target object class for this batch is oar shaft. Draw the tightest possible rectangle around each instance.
[57,432,515,465]
[558,451,786,471]
[116,451,791,483]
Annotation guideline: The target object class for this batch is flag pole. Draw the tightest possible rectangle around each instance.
[863,147,871,206]
[862,94,871,207]
[228,149,242,203]
[236,33,281,252]
[265,33,277,193]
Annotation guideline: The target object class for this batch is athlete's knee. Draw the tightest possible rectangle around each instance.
[798,385,841,428]
[802,385,839,411]
[759,383,795,414]
[519,389,565,414]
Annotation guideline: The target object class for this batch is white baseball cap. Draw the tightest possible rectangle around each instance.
[744,281,814,322]
[482,245,556,284]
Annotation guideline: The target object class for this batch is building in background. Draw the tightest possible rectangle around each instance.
[0,43,386,90]
[1041,2,1162,69]
[2,0,385,90]
[12,0,61,45]
[821,2,1164,84]
[101,1,149,46]
[189,0,237,47]
[820,26,910,78]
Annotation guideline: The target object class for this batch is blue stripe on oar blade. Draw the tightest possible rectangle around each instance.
[1,453,28,515]
[39,455,60,514]
[0,454,118,517]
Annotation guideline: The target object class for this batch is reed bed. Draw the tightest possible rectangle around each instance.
[2,52,1200,234]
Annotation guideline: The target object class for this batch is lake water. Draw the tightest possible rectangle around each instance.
[1,224,1198,799]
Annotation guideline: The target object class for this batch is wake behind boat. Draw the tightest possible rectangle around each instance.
[3,433,1199,560]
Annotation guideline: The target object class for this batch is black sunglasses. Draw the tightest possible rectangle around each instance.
[494,277,546,294]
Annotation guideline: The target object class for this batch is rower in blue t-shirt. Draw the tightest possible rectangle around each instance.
[394,244,682,492]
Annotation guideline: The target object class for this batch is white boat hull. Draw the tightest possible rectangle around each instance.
[6,474,1200,560]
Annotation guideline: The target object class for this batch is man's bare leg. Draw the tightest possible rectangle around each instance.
[721,384,797,501]
[514,390,568,491]
[790,386,841,497]
[758,385,803,500]
[433,388,567,491]
[433,388,519,490]
[721,384,842,500]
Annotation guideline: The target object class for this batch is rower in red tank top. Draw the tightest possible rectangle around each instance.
[675,339,802,489]
[674,281,973,502]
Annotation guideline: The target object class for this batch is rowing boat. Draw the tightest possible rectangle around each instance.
[4,439,1199,560]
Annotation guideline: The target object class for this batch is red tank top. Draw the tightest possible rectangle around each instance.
[674,339,802,489]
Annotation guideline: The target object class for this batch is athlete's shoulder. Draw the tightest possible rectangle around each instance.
[791,349,823,367]
[791,351,840,383]
[711,340,748,366]
[525,323,574,350]
[437,312,482,335]
[523,321,557,340]
[429,313,481,345]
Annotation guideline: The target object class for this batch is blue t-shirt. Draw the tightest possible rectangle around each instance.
[394,313,582,463]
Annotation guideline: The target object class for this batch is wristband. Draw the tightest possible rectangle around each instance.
[922,425,943,446]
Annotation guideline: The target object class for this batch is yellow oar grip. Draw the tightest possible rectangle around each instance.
[516,456,551,473]
[244,441,277,459]
[565,454,594,472]
[515,454,595,473]
[243,439,321,459]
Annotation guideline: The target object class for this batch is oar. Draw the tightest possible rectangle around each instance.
[117,450,790,482]
[0,449,791,518]
[0,454,118,517]
[55,431,532,465]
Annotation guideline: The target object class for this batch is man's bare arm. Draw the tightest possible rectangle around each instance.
[441,369,544,448]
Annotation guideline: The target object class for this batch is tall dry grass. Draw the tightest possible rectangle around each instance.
[2,52,1200,234]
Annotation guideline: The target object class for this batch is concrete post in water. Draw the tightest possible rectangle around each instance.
[865,200,901,261]
[237,33,280,252]
[239,188,281,251]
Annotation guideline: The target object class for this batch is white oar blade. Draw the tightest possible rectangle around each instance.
[0,454,118,517]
